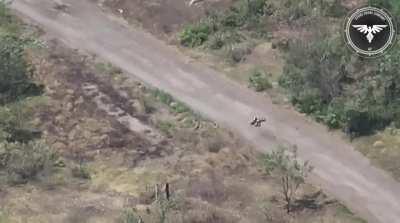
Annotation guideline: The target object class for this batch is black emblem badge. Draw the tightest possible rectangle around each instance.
[344,6,396,57]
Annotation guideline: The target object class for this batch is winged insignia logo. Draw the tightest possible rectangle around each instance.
[352,25,388,43]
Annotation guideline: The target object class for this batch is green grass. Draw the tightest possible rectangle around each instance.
[151,89,190,114]
[179,0,270,55]
[0,0,20,35]
[0,1,57,186]
[0,210,12,223]
[150,89,204,130]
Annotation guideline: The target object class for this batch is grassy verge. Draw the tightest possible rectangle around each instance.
[149,89,204,129]
[179,0,271,63]
[0,0,57,186]
[355,128,400,181]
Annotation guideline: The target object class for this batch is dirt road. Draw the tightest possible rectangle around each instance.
[12,0,400,222]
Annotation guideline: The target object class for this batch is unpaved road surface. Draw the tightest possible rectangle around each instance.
[12,0,400,222]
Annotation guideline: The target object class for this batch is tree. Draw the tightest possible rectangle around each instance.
[263,146,313,213]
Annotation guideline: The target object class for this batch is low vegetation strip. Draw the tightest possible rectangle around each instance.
[0,0,55,185]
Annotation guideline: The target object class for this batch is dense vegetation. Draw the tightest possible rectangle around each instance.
[0,1,54,184]
[179,0,271,63]
[279,8,400,137]
[248,69,272,92]
[369,0,400,26]
[180,0,270,47]
[179,0,346,50]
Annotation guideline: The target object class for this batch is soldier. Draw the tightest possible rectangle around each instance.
[256,117,266,127]
[250,117,259,126]
[251,116,266,127]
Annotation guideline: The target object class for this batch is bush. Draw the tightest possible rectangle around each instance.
[179,22,211,47]
[271,0,346,23]
[319,103,345,129]
[71,164,91,179]
[292,89,323,114]
[280,33,400,136]
[0,0,19,34]
[206,31,243,50]
[152,89,174,105]
[157,120,176,137]
[0,141,57,184]
[180,0,269,49]
[368,0,400,28]
[170,101,190,114]
[205,134,226,153]
[369,0,400,16]
[248,69,272,92]
[323,0,347,17]
[152,89,191,114]
[280,36,351,125]
[0,100,42,143]
[119,209,141,223]
[0,34,43,105]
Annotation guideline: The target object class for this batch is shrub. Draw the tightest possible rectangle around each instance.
[323,0,347,17]
[207,33,225,50]
[0,141,57,184]
[206,31,243,50]
[279,36,354,129]
[152,89,173,105]
[152,89,191,114]
[170,101,190,114]
[221,11,245,28]
[71,164,91,179]
[263,147,313,213]
[280,33,400,136]
[226,43,253,63]
[272,0,346,22]
[369,0,400,22]
[292,89,323,114]
[205,134,226,153]
[179,22,211,47]
[0,34,43,105]
[157,120,176,137]
[249,69,272,92]
[180,0,269,49]
[0,0,19,34]
[119,209,141,223]
[319,103,345,129]
[0,100,42,143]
